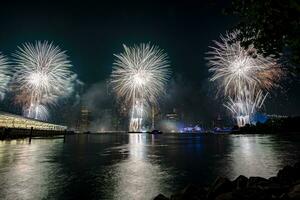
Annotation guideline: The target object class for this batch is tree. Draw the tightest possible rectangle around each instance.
[227,0,300,70]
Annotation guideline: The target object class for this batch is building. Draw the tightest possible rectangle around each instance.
[165,108,179,121]
[162,108,180,132]
[79,106,91,132]
[213,114,223,128]
[0,112,67,131]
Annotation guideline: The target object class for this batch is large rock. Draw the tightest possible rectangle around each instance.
[293,162,300,181]
[207,177,233,199]
[277,165,298,184]
[160,163,300,200]
[153,194,169,200]
[182,184,207,199]
[233,175,248,190]
[247,177,269,188]
[261,182,287,197]
[288,184,300,199]
[268,176,278,183]
[294,162,300,171]
[181,184,199,196]
[170,193,183,200]
[215,192,233,200]
[170,184,207,200]
[231,187,271,200]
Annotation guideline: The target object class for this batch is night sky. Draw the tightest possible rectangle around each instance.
[0,0,299,125]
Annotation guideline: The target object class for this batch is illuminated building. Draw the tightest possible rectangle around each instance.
[165,108,179,121]
[0,112,66,131]
[163,108,180,132]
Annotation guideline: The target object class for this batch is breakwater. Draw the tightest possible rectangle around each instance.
[154,162,300,200]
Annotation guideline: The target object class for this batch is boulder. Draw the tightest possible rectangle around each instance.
[153,194,169,200]
[170,184,207,200]
[233,175,248,190]
[207,176,233,199]
[215,192,233,200]
[261,182,287,197]
[288,184,300,199]
[277,165,298,184]
[268,176,278,183]
[181,184,199,196]
[293,162,300,181]
[182,184,207,199]
[170,193,183,200]
[158,163,300,200]
[294,162,300,171]
[247,177,269,188]
[232,187,271,200]
[293,179,300,186]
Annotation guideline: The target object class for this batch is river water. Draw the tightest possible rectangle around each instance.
[0,133,300,200]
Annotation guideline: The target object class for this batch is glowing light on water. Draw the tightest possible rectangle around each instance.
[111,43,170,131]
[12,41,77,120]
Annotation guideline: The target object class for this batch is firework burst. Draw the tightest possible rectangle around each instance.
[224,87,268,127]
[0,53,11,100]
[207,31,284,98]
[207,31,284,126]
[111,43,170,131]
[12,41,76,120]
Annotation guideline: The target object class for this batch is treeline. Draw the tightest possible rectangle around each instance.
[234,116,300,134]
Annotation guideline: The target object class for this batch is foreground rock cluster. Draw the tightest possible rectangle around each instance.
[154,162,300,200]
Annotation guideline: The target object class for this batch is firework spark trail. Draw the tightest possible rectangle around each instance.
[207,31,284,126]
[12,41,76,120]
[111,43,170,131]
[224,87,268,127]
[0,53,11,100]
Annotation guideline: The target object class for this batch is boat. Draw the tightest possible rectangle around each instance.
[149,130,163,134]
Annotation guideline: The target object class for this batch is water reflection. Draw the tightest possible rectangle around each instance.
[102,134,173,200]
[0,134,299,200]
[0,140,64,200]
[224,135,300,179]
[221,135,280,179]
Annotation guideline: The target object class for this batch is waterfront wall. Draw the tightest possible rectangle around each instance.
[0,127,75,140]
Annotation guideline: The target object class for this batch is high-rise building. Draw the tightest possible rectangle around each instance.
[213,114,223,128]
[166,108,179,121]
[79,106,90,132]
[163,108,180,132]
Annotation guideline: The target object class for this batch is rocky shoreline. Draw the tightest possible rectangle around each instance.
[154,162,300,200]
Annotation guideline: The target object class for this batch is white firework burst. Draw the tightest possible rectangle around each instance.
[111,43,170,131]
[12,41,76,120]
[0,53,11,100]
[207,30,284,127]
[224,87,268,127]
[207,31,283,98]
[25,103,49,121]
